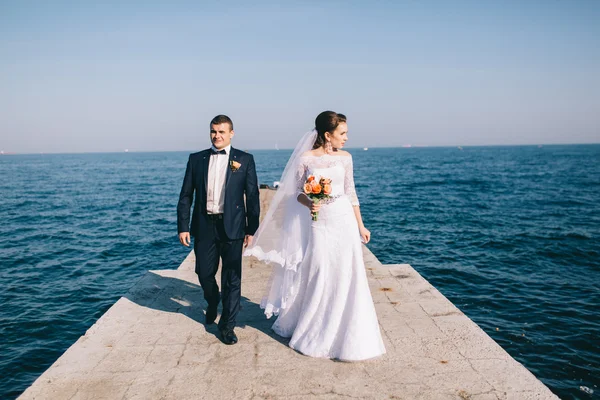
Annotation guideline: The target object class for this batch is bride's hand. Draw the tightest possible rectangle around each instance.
[359,226,371,244]
[310,202,321,214]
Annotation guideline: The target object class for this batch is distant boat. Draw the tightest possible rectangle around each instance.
[124,149,129,153]
[275,143,279,151]
[363,147,368,151]
[458,146,463,150]
[402,144,412,148]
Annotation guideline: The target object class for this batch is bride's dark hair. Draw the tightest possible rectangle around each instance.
[313,111,347,149]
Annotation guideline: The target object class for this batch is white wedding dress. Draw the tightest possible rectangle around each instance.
[264,154,386,361]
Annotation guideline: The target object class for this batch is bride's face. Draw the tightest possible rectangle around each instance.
[326,122,348,150]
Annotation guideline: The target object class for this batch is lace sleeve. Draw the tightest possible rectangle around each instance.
[296,157,307,197]
[344,156,360,206]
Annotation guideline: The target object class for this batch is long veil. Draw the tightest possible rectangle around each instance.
[243,130,316,318]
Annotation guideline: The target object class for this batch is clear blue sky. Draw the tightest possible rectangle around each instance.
[1,0,599,153]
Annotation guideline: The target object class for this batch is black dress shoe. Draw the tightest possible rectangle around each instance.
[220,329,238,345]
[205,305,218,325]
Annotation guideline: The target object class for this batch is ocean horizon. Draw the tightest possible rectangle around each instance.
[2,142,600,156]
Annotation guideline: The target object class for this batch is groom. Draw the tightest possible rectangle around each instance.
[177,114,260,345]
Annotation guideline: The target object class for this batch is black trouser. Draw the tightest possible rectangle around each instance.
[194,214,243,331]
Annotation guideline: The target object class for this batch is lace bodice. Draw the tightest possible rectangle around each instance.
[296,154,360,206]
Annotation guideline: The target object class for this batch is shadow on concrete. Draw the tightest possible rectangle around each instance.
[123,271,290,347]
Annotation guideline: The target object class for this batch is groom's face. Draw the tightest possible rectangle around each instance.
[210,123,234,149]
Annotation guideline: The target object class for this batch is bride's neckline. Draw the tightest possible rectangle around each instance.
[302,152,351,159]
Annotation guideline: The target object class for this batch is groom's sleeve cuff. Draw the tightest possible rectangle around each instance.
[245,226,258,236]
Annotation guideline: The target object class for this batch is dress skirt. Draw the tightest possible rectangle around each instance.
[271,196,386,361]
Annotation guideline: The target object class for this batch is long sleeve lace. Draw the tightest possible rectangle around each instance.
[344,156,360,206]
[296,157,307,197]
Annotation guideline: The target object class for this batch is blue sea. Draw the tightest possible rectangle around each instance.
[1,145,599,399]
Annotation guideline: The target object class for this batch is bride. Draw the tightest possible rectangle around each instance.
[244,111,385,361]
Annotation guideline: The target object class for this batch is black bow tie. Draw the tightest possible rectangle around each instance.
[211,148,227,155]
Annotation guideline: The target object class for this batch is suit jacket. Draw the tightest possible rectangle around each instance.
[177,147,260,241]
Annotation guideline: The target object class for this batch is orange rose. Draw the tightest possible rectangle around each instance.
[229,161,242,171]
[307,175,315,183]
[303,183,312,194]
[311,184,322,194]
[323,184,332,195]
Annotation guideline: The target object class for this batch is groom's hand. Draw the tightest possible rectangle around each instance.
[244,235,253,248]
[179,232,191,247]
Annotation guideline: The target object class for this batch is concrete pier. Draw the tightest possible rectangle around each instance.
[19,190,558,399]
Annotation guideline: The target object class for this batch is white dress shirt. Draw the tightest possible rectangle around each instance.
[206,144,231,214]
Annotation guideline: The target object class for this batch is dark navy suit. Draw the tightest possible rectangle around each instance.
[177,147,260,330]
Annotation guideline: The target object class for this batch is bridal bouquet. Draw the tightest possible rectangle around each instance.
[303,175,332,221]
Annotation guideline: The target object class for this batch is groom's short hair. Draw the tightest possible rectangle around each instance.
[210,115,234,131]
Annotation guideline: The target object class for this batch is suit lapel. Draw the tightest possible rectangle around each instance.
[225,148,236,188]
[202,150,210,195]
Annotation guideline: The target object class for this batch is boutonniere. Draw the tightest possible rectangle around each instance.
[230,160,242,172]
